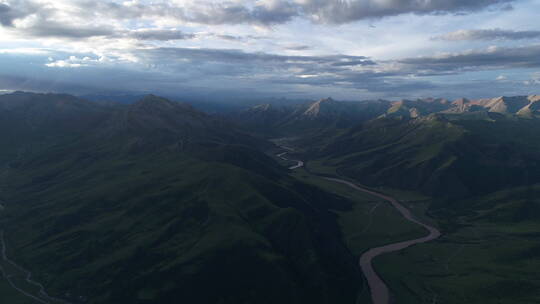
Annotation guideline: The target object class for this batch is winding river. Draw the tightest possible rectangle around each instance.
[278,150,441,304]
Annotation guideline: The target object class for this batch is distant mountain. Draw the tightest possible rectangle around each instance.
[231,95,540,136]
[0,91,112,164]
[81,93,311,114]
[0,92,360,304]
[316,113,540,198]
[301,97,338,118]
[228,103,292,135]
[81,93,150,104]
[515,95,540,117]
[382,98,450,118]
[230,97,391,136]
[4,91,540,303]
[441,95,540,116]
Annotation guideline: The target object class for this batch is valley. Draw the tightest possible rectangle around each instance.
[254,96,540,303]
[275,144,440,304]
[1,92,540,304]
[2,2,540,304]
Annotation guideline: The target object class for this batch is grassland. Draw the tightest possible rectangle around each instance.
[374,188,540,304]
[0,277,41,304]
[289,162,429,302]
[294,157,540,304]
[1,144,363,304]
[292,169,427,253]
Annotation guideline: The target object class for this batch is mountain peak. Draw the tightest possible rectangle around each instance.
[452,98,470,106]
[529,95,540,102]
[486,96,529,114]
[135,94,175,106]
[319,97,335,103]
[131,95,194,113]
[303,97,336,117]
[252,103,272,111]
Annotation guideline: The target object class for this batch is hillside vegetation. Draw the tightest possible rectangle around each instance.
[0,92,361,304]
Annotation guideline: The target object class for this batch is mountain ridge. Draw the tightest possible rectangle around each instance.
[0,92,361,304]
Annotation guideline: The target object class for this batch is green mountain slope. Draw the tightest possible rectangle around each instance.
[375,184,540,304]
[317,114,540,198]
[0,93,360,304]
[0,92,112,164]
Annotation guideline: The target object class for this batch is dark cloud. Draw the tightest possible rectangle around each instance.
[0,74,99,93]
[74,0,298,26]
[127,47,405,94]
[284,45,312,51]
[3,11,194,40]
[2,44,537,100]
[163,0,516,25]
[23,22,114,38]
[126,45,540,97]
[204,33,267,42]
[212,34,243,41]
[434,28,540,41]
[297,0,515,24]
[0,1,112,38]
[134,47,376,70]
[128,29,195,41]
[0,0,38,26]
[332,60,376,67]
[0,3,12,26]
[400,45,540,73]
[1,0,516,30]
[178,1,299,25]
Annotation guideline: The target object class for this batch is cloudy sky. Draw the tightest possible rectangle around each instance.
[1,0,540,101]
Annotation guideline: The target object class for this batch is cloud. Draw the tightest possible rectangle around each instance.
[0,73,98,93]
[399,45,540,73]
[45,56,102,68]
[123,47,432,95]
[175,0,517,25]
[132,47,377,77]
[136,47,368,64]
[524,72,540,86]
[284,45,311,51]
[0,0,38,26]
[73,0,299,26]
[23,22,114,38]
[0,44,536,100]
[1,9,195,41]
[7,43,538,99]
[0,0,517,30]
[183,0,299,25]
[1,46,391,95]
[127,29,195,41]
[0,3,12,26]
[0,0,537,100]
[296,0,515,24]
[435,28,540,41]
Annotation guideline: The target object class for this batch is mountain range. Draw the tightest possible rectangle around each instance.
[0,92,360,304]
[231,95,540,136]
[2,91,540,304]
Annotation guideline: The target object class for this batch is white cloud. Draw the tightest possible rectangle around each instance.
[525,71,540,85]
[0,0,539,99]
[0,47,50,54]
[45,55,100,68]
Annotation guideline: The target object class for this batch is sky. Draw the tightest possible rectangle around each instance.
[0,0,540,101]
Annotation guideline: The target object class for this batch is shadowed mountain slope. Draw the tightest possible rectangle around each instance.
[317,114,540,198]
[0,93,361,304]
